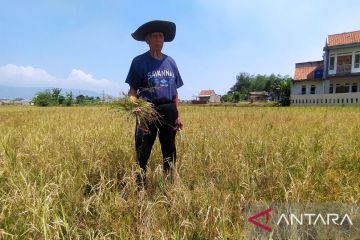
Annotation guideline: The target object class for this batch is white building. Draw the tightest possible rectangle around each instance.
[0,99,32,106]
[291,30,360,106]
[198,90,221,103]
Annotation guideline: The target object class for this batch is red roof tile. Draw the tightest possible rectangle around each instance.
[327,30,360,47]
[199,90,216,96]
[294,61,323,81]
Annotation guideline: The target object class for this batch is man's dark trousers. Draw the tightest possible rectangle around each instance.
[135,102,178,185]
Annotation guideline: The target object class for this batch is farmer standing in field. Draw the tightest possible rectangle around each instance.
[125,20,183,188]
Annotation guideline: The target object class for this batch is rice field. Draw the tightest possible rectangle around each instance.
[1,105,360,239]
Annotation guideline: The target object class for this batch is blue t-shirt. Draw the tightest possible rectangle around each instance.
[125,51,183,103]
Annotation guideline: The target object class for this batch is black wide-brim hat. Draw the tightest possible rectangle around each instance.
[131,20,176,42]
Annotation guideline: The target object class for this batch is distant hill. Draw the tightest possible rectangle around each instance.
[0,85,103,99]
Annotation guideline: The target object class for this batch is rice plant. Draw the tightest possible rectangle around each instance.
[0,105,359,239]
[110,95,161,130]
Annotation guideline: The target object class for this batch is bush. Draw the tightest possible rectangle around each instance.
[32,91,53,106]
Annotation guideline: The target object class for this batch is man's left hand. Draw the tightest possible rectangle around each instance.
[175,117,183,131]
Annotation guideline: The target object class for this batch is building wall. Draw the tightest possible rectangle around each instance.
[199,94,221,103]
[292,37,360,106]
[292,80,325,95]
[326,46,360,75]
[199,96,210,102]
[292,78,360,96]
[291,92,360,105]
[209,94,221,103]
[291,77,360,105]
[327,78,360,93]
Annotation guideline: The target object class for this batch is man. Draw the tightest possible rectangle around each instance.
[125,20,183,187]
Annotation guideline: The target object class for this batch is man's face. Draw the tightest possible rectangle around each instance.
[146,32,164,51]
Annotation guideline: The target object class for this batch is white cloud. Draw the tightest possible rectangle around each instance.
[64,69,123,95]
[0,64,125,96]
[0,64,57,87]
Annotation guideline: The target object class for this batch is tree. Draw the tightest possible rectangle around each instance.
[222,72,293,104]
[64,91,73,106]
[51,88,62,105]
[221,94,232,102]
[279,78,291,106]
[76,94,86,104]
[58,95,65,105]
[269,76,292,105]
[252,74,268,92]
[231,72,252,93]
[32,90,52,106]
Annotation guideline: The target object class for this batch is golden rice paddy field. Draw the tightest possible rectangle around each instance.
[1,105,360,239]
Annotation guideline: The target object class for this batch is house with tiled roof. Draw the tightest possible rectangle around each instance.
[291,30,360,105]
[198,90,221,103]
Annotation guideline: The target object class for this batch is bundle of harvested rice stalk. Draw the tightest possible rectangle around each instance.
[110,96,161,129]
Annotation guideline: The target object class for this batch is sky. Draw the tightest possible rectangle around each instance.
[1,0,360,100]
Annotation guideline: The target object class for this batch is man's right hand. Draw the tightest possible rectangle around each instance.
[133,107,142,113]
[128,87,138,102]
[129,95,138,103]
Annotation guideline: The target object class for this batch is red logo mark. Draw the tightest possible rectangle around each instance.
[248,208,273,232]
